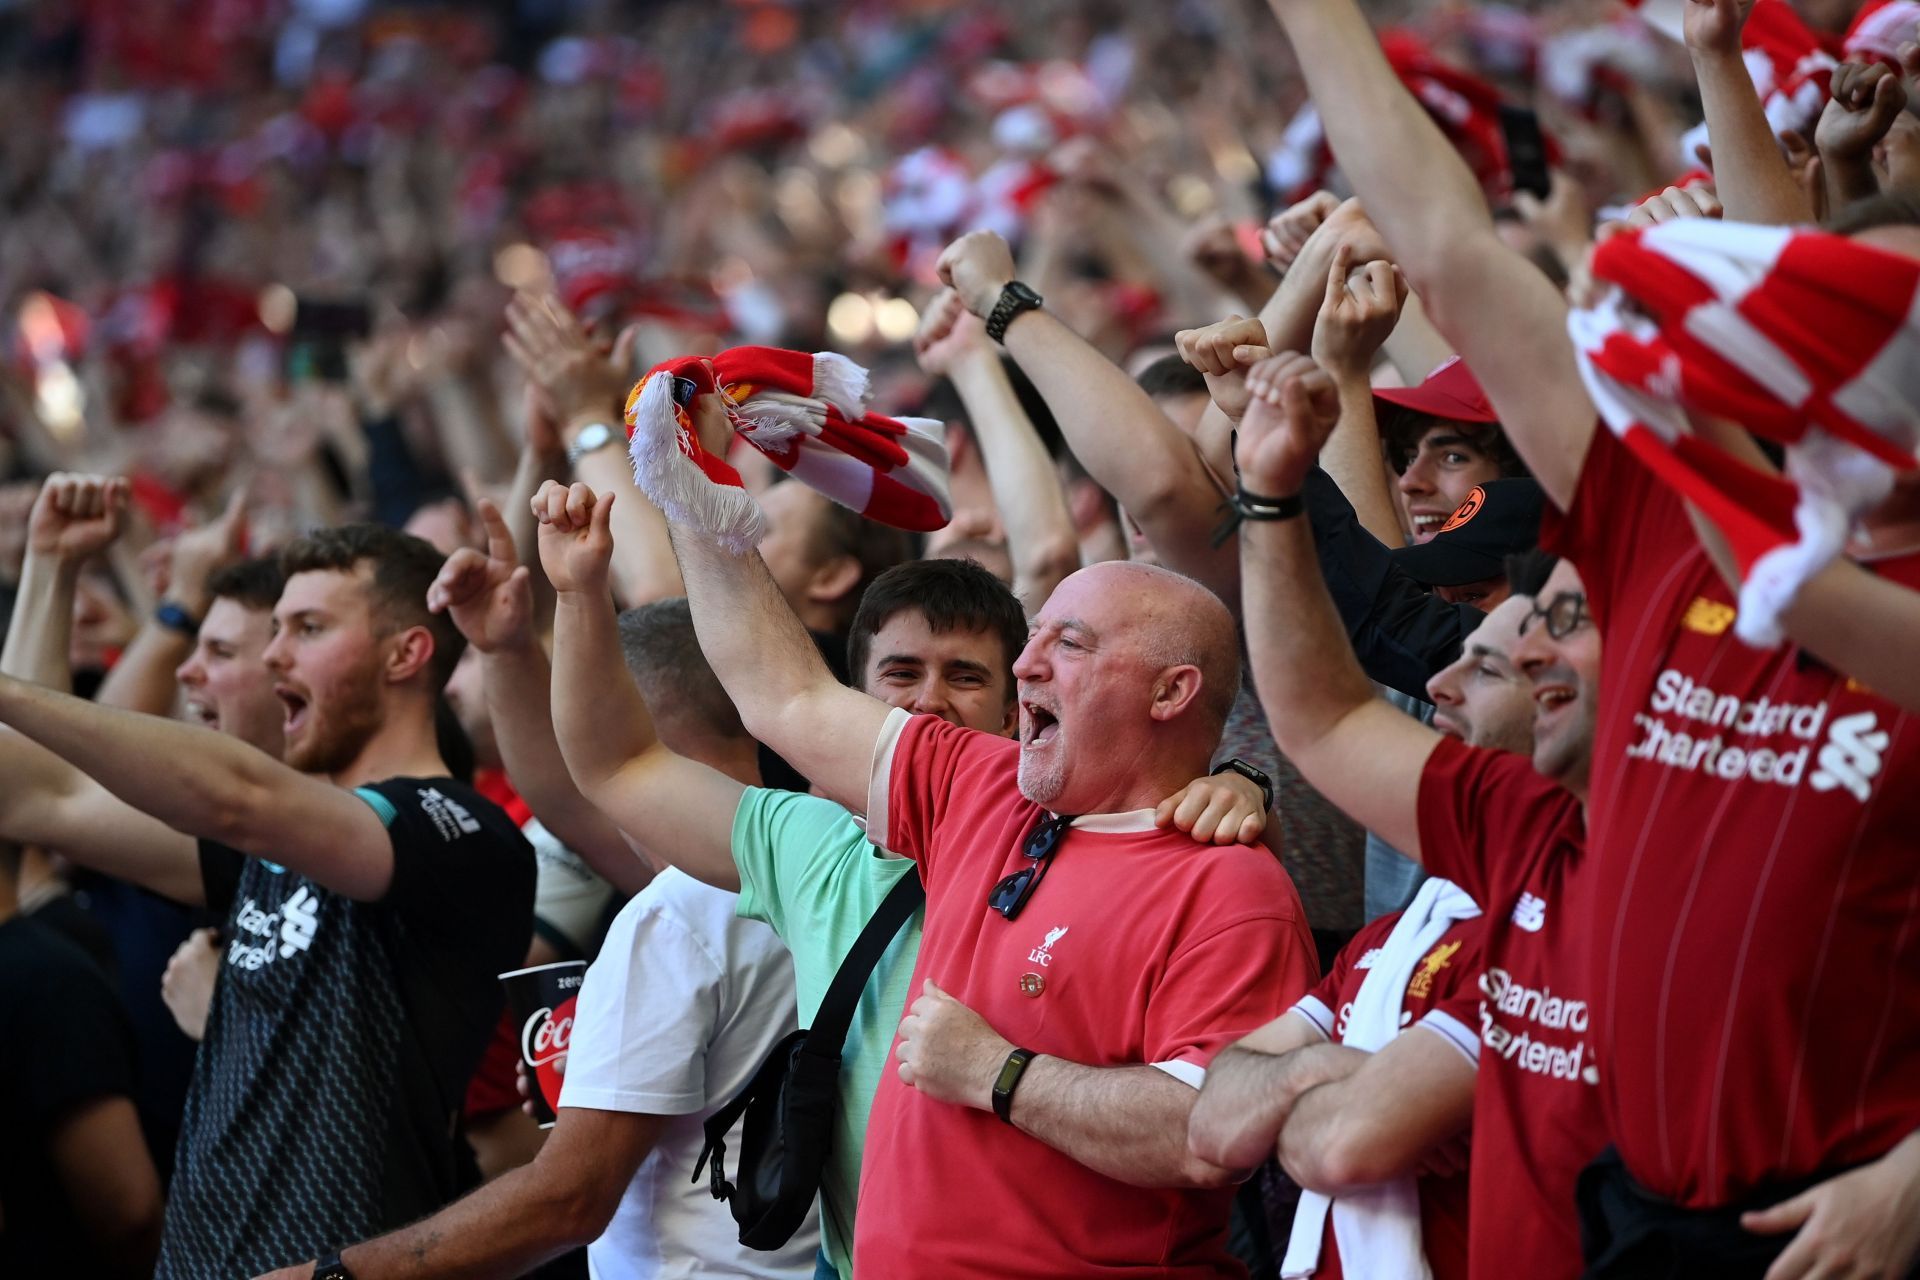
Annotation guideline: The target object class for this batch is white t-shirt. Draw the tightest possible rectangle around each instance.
[558,867,817,1280]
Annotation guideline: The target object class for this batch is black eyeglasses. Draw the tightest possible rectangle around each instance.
[1519,590,1590,640]
[988,813,1076,922]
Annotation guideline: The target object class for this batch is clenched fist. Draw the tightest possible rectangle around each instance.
[28,473,131,564]
[936,231,1019,322]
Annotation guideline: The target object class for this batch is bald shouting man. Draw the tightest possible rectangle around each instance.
[634,474,1317,1275]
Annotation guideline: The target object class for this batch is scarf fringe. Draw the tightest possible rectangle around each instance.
[627,372,768,553]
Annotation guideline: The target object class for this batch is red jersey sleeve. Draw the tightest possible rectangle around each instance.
[1416,738,1584,912]
[1146,894,1320,1070]
[872,709,1017,880]
[1541,424,1694,630]
[1412,917,1488,1067]
[1293,913,1398,1041]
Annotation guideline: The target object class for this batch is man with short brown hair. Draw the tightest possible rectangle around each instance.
[0,516,536,1279]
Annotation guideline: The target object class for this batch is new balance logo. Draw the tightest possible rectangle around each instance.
[1511,893,1547,933]
[419,787,482,841]
[1809,712,1888,804]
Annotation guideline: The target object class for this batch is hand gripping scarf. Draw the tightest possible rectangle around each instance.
[1567,220,1920,647]
[625,346,951,552]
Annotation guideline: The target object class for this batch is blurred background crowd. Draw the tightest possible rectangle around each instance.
[0,0,1750,611]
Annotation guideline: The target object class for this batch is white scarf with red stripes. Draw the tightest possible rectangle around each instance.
[624,346,952,553]
[1567,220,1920,645]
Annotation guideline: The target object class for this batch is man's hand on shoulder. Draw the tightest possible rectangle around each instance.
[429,498,535,654]
[1155,771,1268,846]
[895,978,1013,1111]
[533,480,617,597]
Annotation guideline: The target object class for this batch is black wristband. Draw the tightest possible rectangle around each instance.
[1230,487,1305,522]
[991,1046,1040,1124]
[313,1252,354,1280]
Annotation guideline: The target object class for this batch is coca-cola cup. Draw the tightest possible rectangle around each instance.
[500,960,587,1128]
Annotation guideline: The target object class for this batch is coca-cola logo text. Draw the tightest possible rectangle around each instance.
[520,1004,574,1067]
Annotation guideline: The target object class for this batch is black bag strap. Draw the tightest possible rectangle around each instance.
[803,867,924,1055]
[691,867,924,1192]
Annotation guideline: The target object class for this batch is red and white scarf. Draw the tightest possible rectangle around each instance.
[1568,220,1920,646]
[624,346,951,552]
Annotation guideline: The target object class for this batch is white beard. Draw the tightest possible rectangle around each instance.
[1017,741,1068,806]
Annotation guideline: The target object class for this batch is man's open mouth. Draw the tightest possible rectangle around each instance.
[1023,703,1060,747]
[276,686,311,733]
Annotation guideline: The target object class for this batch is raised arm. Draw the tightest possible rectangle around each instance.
[1,473,130,690]
[96,487,249,714]
[531,482,748,890]
[1261,0,1596,507]
[0,729,206,903]
[659,495,889,815]
[1276,1024,1476,1192]
[1682,0,1816,224]
[1311,243,1412,545]
[936,231,1240,601]
[1237,353,1441,858]
[914,290,1079,612]
[0,675,407,901]
[425,499,650,896]
[506,293,684,608]
[1815,61,1911,213]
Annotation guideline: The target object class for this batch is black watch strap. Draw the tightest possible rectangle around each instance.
[313,1251,353,1280]
[992,1046,1040,1124]
[985,282,1043,343]
[1211,758,1275,814]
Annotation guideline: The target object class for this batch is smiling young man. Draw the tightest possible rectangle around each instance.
[534,481,1277,1279]
[0,523,536,1279]
[1378,358,1528,544]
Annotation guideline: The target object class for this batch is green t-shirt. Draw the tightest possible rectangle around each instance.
[731,787,920,1280]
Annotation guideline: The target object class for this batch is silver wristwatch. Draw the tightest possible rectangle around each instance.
[566,422,619,467]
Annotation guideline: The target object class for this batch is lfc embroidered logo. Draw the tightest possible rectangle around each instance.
[1027,925,1069,967]
[1406,939,1461,999]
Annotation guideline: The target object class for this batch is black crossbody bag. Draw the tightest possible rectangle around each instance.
[692,870,925,1250]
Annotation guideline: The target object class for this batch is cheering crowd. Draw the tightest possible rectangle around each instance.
[3,0,1920,1277]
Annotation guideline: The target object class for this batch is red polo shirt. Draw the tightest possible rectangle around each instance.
[858,709,1318,1278]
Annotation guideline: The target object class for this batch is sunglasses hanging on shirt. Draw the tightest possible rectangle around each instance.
[988,812,1076,922]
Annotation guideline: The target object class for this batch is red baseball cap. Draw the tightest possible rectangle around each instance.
[1373,356,1499,425]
